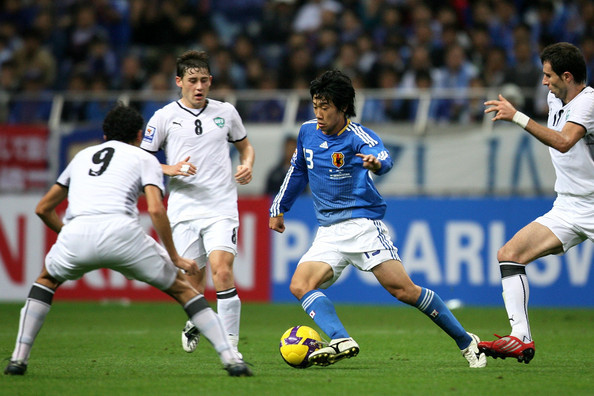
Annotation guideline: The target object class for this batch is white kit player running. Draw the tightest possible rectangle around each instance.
[479,42,594,364]
[3,104,252,377]
[141,50,255,358]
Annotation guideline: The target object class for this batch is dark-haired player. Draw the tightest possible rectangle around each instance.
[269,70,486,368]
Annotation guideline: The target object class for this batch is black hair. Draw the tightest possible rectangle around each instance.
[102,103,144,143]
[310,70,356,118]
[176,50,211,78]
[540,42,587,84]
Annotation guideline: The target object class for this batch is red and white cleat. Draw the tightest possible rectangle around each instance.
[478,334,535,364]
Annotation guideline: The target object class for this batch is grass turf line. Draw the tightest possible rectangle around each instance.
[1,302,593,395]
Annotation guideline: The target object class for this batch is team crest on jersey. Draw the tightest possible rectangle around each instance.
[214,117,225,128]
[332,152,345,168]
[143,125,156,143]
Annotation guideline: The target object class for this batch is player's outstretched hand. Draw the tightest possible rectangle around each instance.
[484,94,517,122]
[269,215,285,233]
[356,153,381,172]
[173,256,199,276]
[164,156,196,177]
[235,164,253,185]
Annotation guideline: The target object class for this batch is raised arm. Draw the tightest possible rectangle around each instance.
[485,94,585,153]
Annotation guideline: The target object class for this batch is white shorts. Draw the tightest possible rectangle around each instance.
[299,218,400,289]
[172,216,239,268]
[534,194,594,252]
[45,214,178,290]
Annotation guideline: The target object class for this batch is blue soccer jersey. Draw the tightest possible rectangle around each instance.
[270,119,393,225]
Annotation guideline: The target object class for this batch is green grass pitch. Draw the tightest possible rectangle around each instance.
[1,302,593,395]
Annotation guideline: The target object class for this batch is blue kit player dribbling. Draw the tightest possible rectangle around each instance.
[269,70,487,368]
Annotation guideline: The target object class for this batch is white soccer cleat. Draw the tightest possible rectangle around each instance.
[228,334,243,360]
[181,320,200,353]
[462,332,487,368]
[308,337,359,366]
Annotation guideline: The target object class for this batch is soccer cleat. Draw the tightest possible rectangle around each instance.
[308,337,359,366]
[181,320,200,353]
[228,334,243,360]
[224,361,253,377]
[4,359,27,375]
[478,334,535,364]
[461,333,487,368]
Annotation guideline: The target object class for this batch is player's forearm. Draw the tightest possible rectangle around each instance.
[35,184,67,233]
[149,210,180,261]
[37,211,63,234]
[239,145,255,168]
[161,163,177,177]
[524,119,576,153]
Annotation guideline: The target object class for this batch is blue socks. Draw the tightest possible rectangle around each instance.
[415,288,471,349]
[300,287,472,349]
[300,290,349,339]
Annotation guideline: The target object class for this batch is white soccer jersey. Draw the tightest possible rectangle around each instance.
[57,140,165,220]
[546,86,594,196]
[141,99,247,225]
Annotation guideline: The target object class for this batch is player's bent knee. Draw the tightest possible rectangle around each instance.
[211,266,234,284]
[289,280,310,300]
[497,245,521,263]
[386,284,419,305]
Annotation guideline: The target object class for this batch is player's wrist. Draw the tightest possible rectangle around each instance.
[512,111,530,129]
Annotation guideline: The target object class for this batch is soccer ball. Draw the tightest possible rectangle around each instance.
[279,325,322,368]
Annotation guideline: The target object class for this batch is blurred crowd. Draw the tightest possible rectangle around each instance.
[1,0,594,125]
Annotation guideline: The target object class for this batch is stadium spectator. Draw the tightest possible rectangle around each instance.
[11,28,56,88]
[293,0,342,34]
[0,59,18,94]
[333,42,361,79]
[85,74,115,123]
[129,0,179,47]
[366,44,404,88]
[433,43,478,122]
[140,71,176,122]
[313,27,339,70]
[371,5,404,48]
[64,4,109,68]
[339,8,363,43]
[243,72,285,123]
[115,53,145,91]
[61,71,89,123]
[265,135,297,195]
[1,0,593,126]
[278,44,317,89]
[360,66,403,122]
[259,0,297,68]
[481,46,507,88]
[581,36,594,88]
[504,40,542,114]
[208,0,265,46]
[85,34,118,83]
[8,69,52,125]
[354,31,378,76]
[402,68,440,122]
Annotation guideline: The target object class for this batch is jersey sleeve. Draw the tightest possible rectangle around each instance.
[141,110,166,152]
[56,157,73,187]
[567,91,594,135]
[227,104,247,142]
[355,126,394,176]
[269,129,309,217]
[140,152,166,195]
